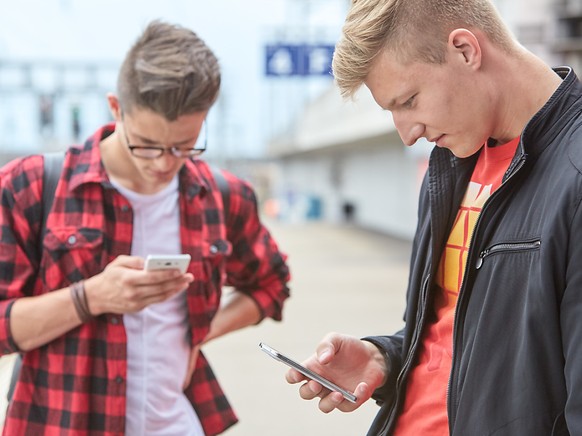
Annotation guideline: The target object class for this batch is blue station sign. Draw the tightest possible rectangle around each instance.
[265,44,335,77]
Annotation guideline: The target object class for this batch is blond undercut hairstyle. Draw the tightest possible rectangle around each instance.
[117,20,221,120]
[333,0,516,98]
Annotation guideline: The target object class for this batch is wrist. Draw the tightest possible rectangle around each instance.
[82,275,100,316]
[70,281,93,323]
[363,340,389,387]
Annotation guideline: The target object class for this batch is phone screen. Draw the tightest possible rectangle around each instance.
[259,342,357,403]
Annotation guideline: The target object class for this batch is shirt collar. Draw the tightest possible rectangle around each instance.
[68,123,114,192]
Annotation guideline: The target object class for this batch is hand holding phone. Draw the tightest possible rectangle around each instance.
[259,342,357,403]
[144,254,191,274]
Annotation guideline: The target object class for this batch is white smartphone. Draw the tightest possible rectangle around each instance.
[144,254,191,274]
[259,342,357,403]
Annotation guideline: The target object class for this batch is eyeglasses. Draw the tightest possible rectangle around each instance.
[124,122,207,159]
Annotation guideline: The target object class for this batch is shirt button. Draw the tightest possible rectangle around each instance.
[115,376,124,384]
[121,205,129,213]
[111,317,119,325]
[67,235,77,245]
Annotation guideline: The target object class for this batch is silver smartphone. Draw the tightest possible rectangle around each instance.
[259,342,357,403]
[144,254,191,273]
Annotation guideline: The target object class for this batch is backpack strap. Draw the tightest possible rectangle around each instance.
[7,151,64,405]
[210,166,230,220]
[40,152,65,239]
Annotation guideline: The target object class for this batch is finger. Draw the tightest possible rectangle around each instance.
[318,391,345,414]
[336,382,370,412]
[136,286,186,308]
[141,274,193,294]
[130,278,192,309]
[114,255,146,270]
[143,269,193,284]
[316,333,341,364]
[286,368,307,384]
[298,380,324,401]
[317,345,334,364]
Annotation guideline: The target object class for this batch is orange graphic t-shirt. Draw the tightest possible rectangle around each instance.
[393,137,520,435]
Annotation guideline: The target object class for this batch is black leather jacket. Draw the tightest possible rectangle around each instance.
[367,67,582,436]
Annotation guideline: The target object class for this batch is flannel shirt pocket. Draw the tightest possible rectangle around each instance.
[41,227,104,290]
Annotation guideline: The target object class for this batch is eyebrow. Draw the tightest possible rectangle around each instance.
[384,92,410,111]
[132,131,196,147]
[384,99,398,111]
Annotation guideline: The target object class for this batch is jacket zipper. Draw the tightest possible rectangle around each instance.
[447,153,527,434]
[398,274,431,377]
[476,240,541,269]
[381,274,431,435]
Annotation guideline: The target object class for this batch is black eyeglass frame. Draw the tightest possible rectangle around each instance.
[123,121,208,159]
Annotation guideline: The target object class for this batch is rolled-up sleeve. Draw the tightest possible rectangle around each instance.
[0,156,44,355]
[223,175,290,321]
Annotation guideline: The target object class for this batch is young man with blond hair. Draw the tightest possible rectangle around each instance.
[287,0,581,434]
[0,20,290,435]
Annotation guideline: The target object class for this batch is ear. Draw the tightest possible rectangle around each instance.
[447,29,482,69]
[106,93,122,121]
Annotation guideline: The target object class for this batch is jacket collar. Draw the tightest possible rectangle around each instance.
[521,67,582,157]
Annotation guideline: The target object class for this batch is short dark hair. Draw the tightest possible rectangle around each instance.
[117,20,221,120]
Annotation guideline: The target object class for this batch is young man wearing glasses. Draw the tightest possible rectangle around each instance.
[0,20,290,436]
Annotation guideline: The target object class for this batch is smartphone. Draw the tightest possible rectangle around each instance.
[144,254,191,274]
[258,342,357,403]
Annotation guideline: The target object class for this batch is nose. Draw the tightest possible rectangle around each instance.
[154,152,179,171]
[392,112,425,146]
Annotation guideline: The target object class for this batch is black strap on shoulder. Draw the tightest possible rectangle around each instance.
[211,166,230,220]
[7,151,64,405]
[40,152,65,238]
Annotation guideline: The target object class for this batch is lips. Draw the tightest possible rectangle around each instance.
[149,170,174,179]
[430,135,445,147]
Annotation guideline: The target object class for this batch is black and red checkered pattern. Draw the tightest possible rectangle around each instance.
[0,123,291,435]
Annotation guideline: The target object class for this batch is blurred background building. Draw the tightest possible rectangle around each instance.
[1,0,581,240]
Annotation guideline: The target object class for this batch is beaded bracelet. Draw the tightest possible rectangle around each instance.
[70,281,93,323]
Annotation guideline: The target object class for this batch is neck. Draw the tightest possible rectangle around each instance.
[100,130,138,189]
[488,47,562,143]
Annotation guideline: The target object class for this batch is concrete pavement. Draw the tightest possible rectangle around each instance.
[210,220,411,436]
[0,220,412,435]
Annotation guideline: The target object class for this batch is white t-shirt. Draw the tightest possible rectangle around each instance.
[111,177,204,436]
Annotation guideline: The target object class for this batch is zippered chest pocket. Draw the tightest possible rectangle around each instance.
[476,239,541,270]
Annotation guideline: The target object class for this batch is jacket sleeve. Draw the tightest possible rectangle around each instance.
[363,330,405,406]
[0,156,44,355]
[560,195,582,431]
[222,173,290,321]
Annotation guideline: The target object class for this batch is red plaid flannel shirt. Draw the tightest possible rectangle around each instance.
[0,124,290,435]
